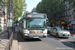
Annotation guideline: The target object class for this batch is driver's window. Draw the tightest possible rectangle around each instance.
[51,28,53,30]
[53,28,56,31]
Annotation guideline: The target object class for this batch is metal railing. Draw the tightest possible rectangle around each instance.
[5,32,13,50]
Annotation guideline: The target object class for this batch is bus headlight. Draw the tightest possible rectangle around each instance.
[24,29,29,34]
[25,34,28,36]
[43,29,47,33]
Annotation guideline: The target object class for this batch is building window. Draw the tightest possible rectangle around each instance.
[69,6,72,10]
[65,12,67,16]
[65,6,67,10]
[67,11,69,16]
[65,1,69,5]
[70,11,72,15]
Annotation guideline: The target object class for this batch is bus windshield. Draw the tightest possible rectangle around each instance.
[26,18,46,28]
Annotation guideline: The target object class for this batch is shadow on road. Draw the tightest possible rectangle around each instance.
[17,33,42,42]
[24,38,41,42]
[66,41,75,44]
[61,42,75,50]
[70,42,75,44]
[47,34,69,40]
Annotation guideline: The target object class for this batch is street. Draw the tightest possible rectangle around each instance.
[17,33,75,50]
[1,0,75,50]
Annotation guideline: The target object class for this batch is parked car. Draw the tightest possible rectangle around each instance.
[73,33,75,41]
[47,26,51,34]
[50,27,71,38]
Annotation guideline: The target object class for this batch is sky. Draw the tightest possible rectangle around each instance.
[26,0,41,12]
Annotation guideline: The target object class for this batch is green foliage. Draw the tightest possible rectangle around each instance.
[0,0,7,7]
[0,0,27,23]
[36,0,65,21]
[25,11,29,13]
[0,0,9,6]
[13,0,27,22]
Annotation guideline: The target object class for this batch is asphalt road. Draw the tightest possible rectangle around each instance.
[17,33,75,50]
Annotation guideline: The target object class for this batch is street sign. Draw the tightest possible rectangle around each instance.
[61,22,65,24]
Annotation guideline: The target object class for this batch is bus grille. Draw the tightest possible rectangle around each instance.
[30,30,43,33]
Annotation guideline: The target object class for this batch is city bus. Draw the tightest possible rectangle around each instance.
[19,13,47,39]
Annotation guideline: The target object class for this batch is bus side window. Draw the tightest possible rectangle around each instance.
[20,23,22,27]
[21,24,23,28]
[19,24,21,27]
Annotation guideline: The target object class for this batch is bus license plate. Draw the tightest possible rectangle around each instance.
[34,37,39,38]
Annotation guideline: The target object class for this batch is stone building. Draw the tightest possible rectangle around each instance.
[0,0,7,31]
[62,0,72,22]
[61,0,75,29]
[31,7,37,13]
[71,8,75,29]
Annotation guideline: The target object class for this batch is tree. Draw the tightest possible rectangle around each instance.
[13,0,27,23]
[0,0,8,8]
[0,0,27,24]
[0,0,4,6]
[25,11,29,13]
[36,0,65,22]
[4,0,27,23]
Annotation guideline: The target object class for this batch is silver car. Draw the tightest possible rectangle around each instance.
[50,27,70,38]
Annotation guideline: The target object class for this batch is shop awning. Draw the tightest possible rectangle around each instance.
[71,21,75,24]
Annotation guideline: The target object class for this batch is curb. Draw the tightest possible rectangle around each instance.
[12,32,18,50]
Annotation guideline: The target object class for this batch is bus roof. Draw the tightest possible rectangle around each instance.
[19,13,47,22]
[26,13,46,15]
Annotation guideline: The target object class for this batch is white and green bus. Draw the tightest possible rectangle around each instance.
[19,13,47,39]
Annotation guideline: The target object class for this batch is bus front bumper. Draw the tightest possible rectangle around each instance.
[23,33,47,38]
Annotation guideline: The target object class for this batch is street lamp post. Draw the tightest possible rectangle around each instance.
[8,0,11,39]
[8,0,13,39]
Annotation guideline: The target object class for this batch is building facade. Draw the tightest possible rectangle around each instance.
[0,0,7,31]
[71,8,75,29]
[62,0,75,29]
[7,0,13,27]
[62,0,72,22]
[31,7,37,13]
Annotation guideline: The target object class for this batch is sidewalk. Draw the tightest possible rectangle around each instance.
[0,31,9,50]
[11,26,19,50]
[11,32,18,50]
[0,26,19,50]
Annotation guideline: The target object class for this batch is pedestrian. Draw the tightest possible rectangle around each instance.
[68,26,69,30]
[13,23,15,31]
[62,26,64,30]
